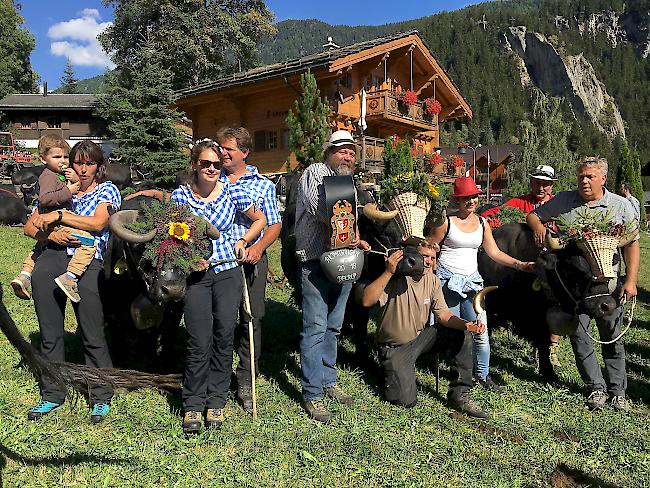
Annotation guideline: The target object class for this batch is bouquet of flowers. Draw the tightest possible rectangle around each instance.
[556,207,637,279]
[125,200,212,273]
[379,136,449,242]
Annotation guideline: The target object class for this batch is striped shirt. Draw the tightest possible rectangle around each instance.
[171,183,255,274]
[67,181,121,261]
[219,164,281,245]
[295,163,335,262]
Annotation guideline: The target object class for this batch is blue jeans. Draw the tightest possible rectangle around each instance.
[299,261,352,401]
[441,283,490,381]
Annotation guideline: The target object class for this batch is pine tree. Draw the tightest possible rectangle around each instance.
[508,90,575,197]
[0,0,38,100]
[59,60,78,94]
[286,71,330,171]
[616,139,646,226]
[96,39,186,187]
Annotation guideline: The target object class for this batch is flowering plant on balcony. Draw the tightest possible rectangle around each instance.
[424,98,442,116]
[397,90,419,107]
[457,142,469,154]
[453,155,466,168]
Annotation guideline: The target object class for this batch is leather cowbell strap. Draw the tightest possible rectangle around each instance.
[324,175,357,250]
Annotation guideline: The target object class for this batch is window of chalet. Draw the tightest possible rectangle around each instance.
[340,72,352,89]
[282,129,289,150]
[47,117,62,129]
[255,130,282,152]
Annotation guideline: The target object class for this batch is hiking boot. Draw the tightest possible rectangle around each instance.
[324,385,354,405]
[237,384,253,412]
[302,399,332,423]
[90,403,110,423]
[54,273,81,303]
[549,342,562,369]
[610,395,628,412]
[205,408,225,429]
[183,411,203,434]
[447,393,489,420]
[477,376,504,394]
[585,390,608,411]
[27,400,63,421]
[10,274,32,300]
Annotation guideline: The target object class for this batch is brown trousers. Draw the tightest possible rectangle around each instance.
[23,218,95,276]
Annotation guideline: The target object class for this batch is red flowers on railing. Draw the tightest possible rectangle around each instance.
[428,153,443,166]
[453,155,466,168]
[424,98,442,116]
[398,90,419,107]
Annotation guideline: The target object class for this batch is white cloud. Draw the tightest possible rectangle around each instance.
[48,10,114,69]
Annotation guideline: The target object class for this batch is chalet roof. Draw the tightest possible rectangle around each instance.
[0,94,98,111]
[178,30,421,99]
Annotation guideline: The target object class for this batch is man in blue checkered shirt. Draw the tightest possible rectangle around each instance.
[217,127,282,412]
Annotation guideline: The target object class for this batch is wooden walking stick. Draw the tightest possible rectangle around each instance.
[241,266,258,420]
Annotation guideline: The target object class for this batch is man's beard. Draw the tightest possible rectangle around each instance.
[335,164,353,176]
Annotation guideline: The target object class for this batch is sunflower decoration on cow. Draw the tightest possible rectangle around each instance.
[108,199,220,329]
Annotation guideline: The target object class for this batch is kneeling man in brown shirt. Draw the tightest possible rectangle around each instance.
[362,242,489,419]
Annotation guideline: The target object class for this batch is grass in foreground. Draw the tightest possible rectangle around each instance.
[0,226,649,487]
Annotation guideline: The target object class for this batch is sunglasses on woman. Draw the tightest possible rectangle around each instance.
[197,159,221,169]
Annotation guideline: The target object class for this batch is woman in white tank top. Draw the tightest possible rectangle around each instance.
[430,177,535,392]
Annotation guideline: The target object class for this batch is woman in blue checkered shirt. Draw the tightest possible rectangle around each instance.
[171,140,266,434]
[23,140,120,424]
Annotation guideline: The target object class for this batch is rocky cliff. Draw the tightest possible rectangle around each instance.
[504,26,626,140]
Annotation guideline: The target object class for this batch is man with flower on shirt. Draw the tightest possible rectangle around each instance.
[216,127,282,412]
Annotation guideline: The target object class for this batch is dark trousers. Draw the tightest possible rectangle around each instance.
[31,246,113,404]
[236,253,268,386]
[570,308,627,396]
[182,266,243,411]
[378,325,473,408]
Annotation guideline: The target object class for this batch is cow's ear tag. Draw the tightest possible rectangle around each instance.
[114,259,128,275]
[532,278,542,291]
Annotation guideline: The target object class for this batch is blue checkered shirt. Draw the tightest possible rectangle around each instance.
[171,183,255,274]
[67,181,122,261]
[219,165,281,245]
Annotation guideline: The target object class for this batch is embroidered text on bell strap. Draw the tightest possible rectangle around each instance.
[324,175,357,249]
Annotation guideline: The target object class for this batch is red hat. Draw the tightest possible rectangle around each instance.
[451,177,482,198]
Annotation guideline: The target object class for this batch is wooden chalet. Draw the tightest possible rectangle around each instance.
[175,31,472,175]
[0,93,108,150]
[440,144,521,198]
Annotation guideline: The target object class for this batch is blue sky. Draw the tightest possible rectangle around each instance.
[19,0,483,90]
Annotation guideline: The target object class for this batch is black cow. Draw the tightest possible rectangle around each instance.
[0,185,28,225]
[11,165,43,207]
[106,162,132,191]
[478,223,618,380]
[102,195,220,369]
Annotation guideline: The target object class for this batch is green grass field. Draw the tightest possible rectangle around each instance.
[0,226,649,487]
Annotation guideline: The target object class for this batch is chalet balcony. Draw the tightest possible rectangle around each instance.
[358,136,462,180]
[364,90,438,131]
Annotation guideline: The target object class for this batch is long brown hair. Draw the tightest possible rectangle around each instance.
[69,141,107,183]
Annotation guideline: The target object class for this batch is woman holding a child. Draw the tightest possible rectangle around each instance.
[23,140,120,423]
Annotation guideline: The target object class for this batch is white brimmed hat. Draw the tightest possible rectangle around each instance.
[323,130,360,151]
[529,165,557,181]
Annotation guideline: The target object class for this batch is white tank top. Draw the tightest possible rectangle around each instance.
[438,217,484,275]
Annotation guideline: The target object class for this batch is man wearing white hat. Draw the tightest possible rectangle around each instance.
[295,129,369,423]
[482,164,557,218]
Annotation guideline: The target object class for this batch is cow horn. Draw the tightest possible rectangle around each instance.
[204,222,220,240]
[619,230,638,248]
[472,286,498,316]
[109,210,157,243]
[545,233,565,250]
[363,203,399,221]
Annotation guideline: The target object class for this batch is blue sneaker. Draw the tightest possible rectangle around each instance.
[27,400,63,421]
[90,403,110,423]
